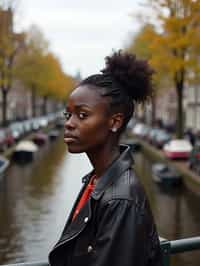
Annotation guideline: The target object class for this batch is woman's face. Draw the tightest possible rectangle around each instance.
[64,85,114,154]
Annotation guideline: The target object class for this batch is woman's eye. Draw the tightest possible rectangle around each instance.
[63,111,71,120]
[78,112,87,119]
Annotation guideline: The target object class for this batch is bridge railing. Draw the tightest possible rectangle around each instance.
[1,236,200,266]
[161,236,200,266]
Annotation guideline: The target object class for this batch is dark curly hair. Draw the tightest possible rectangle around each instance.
[79,50,154,132]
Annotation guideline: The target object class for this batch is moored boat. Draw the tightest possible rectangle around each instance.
[0,156,10,180]
[32,132,48,146]
[163,139,192,159]
[122,139,141,152]
[48,129,60,141]
[151,163,182,186]
[12,140,38,163]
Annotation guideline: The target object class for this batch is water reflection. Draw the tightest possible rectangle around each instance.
[134,152,200,266]
[0,135,91,264]
[0,140,200,266]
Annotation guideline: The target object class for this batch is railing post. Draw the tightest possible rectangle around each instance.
[160,240,171,266]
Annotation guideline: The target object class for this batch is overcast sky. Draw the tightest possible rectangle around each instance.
[17,0,145,78]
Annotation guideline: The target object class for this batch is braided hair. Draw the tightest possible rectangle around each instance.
[79,50,154,133]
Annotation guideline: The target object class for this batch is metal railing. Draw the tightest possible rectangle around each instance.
[161,236,200,266]
[1,236,200,266]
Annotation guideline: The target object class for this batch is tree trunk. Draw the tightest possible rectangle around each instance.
[175,67,185,139]
[176,83,184,139]
[31,86,36,118]
[2,89,8,126]
[151,95,156,126]
[42,95,47,115]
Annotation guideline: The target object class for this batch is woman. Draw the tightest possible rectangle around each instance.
[49,51,163,266]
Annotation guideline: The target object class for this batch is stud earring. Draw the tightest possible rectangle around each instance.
[112,128,117,132]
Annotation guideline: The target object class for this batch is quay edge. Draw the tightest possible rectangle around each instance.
[2,125,63,160]
[130,137,200,196]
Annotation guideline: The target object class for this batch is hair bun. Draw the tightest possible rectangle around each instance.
[101,50,154,103]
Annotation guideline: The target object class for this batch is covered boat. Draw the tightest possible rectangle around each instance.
[121,139,141,152]
[32,132,48,146]
[0,156,10,180]
[151,163,182,186]
[12,140,38,163]
[48,129,59,141]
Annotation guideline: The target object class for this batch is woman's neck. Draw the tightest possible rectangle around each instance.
[87,143,120,177]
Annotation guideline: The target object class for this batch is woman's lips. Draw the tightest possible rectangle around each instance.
[64,137,77,143]
[64,134,78,143]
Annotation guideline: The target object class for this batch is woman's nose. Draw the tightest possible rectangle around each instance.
[64,116,76,130]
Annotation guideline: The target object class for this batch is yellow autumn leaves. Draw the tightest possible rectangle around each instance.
[127,0,200,137]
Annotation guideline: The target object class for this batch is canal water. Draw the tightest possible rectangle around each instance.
[0,134,92,264]
[134,152,200,266]
[0,135,199,265]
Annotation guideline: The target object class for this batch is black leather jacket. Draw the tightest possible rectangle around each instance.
[49,145,163,266]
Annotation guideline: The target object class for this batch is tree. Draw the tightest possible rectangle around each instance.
[137,0,200,137]
[15,25,75,116]
[0,0,24,125]
[14,25,50,117]
[36,52,75,115]
[127,24,172,125]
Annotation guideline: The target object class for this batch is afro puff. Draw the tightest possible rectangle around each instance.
[79,50,154,132]
[101,50,154,103]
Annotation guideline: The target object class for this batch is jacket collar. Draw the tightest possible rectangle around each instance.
[50,145,133,251]
[91,144,133,200]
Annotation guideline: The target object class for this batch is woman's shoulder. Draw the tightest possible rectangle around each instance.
[101,167,147,205]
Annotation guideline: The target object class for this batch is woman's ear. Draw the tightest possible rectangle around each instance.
[109,113,124,133]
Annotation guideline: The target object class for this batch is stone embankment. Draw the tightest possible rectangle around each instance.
[2,124,60,159]
[132,136,200,195]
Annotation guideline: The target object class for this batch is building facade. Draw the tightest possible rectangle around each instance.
[155,88,178,126]
[185,86,200,131]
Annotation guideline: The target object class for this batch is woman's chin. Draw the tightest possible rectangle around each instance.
[66,144,84,154]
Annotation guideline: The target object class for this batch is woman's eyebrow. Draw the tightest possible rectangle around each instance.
[66,104,91,110]
[74,104,93,109]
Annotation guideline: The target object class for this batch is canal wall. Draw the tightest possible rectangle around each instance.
[132,137,200,196]
[3,124,60,159]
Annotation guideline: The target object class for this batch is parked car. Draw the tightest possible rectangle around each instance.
[32,132,48,146]
[127,118,137,131]
[152,130,172,149]
[4,127,15,147]
[55,118,64,129]
[38,116,48,128]
[140,125,151,139]
[184,128,195,146]
[147,128,160,144]
[48,129,60,141]
[163,122,176,134]
[132,123,147,137]
[163,139,193,159]
[9,122,24,141]
[31,118,41,131]
[188,141,200,175]
[0,129,6,152]
[22,120,32,134]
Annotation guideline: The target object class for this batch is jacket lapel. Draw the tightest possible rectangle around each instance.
[51,145,132,250]
[52,173,93,250]
[91,145,133,200]
[60,172,93,233]
[53,199,92,249]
